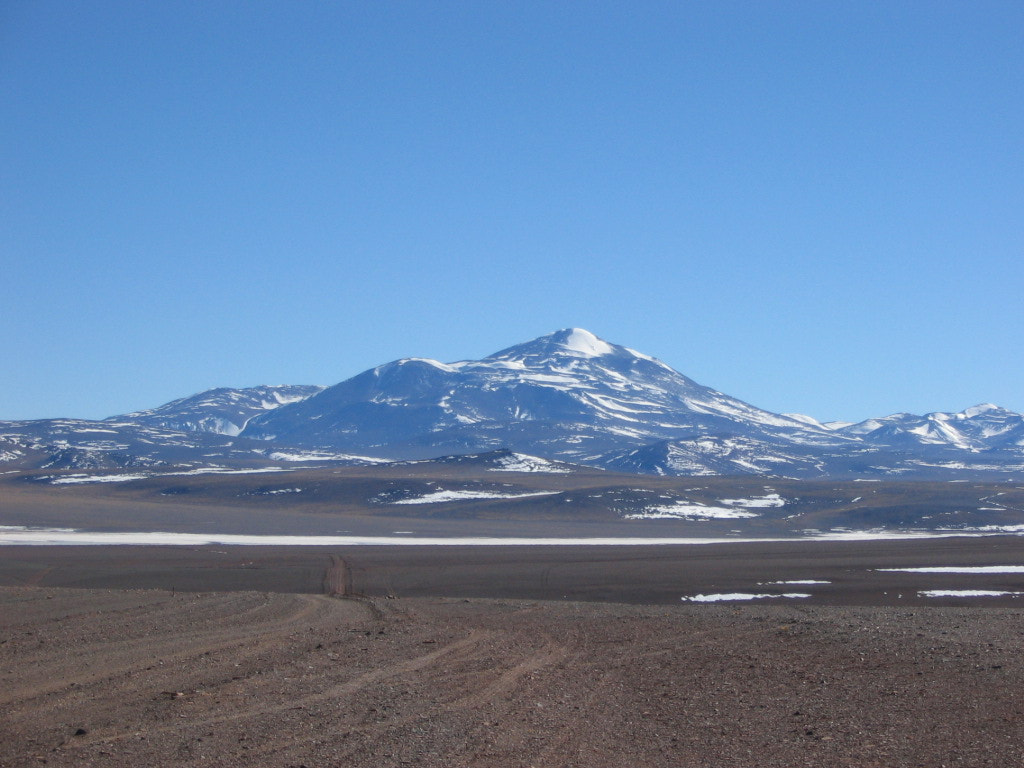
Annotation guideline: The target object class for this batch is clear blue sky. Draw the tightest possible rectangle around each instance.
[2,1,1021,423]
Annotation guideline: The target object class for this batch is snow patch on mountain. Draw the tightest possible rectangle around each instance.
[560,327,615,357]
[624,503,759,520]
[267,450,389,464]
[720,493,786,508]
[783,413,828,429]
[487,452,573,473]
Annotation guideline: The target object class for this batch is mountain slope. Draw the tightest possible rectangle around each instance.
[242,328,847,462]
[115,385,324,436]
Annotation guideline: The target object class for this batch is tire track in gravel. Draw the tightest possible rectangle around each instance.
[0,593,351,708]
[452,641,570,710]
[5,591,303,665]
[223,631,573,765]
[70,627,498,752]
[323,554,352,596]
[19,566,54,587]
[526,664,620,767]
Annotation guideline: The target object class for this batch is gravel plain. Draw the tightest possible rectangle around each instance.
[3,541,1024,767]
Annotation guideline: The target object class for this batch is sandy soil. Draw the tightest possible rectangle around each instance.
[3,543,1024,767]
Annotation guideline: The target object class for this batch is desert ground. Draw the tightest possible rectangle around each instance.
[3,539,1024,767]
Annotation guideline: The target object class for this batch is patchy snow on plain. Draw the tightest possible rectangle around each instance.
[957,524,1024,533]
[760,580,831,585]
[177,467,293,476]
[682,592,812,603]
[800,529,960,541]
[390,489,557,505]
[919,589,1024,598]
[0,530,786,546]
[878,566,1024,573]
[3,528,1024,547]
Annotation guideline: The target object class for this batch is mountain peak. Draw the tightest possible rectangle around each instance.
[484,328,622,365]
[547,328,615,357]
[961,403,1006,418]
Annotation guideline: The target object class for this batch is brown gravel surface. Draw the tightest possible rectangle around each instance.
[3,584,1024,767]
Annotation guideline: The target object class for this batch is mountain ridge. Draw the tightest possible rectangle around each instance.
[115,384,325,436]
[2,328,1022,478]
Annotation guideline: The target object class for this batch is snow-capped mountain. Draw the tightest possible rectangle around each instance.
[0,385,326,471]
[114,384,324,436]
[1,329,1022,479]
[0,418,271,470]
[241,328,847,461]
[833,404,1024,452]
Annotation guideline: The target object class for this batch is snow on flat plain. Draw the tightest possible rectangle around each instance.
[919,590,1024,598]
[800,529,961,541]
[760,580,831,585]
[682,593,812,603]
[0,530,803,546]
[3,527,1024,547]
[878,566,1024,573]
[390,489,558,505]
